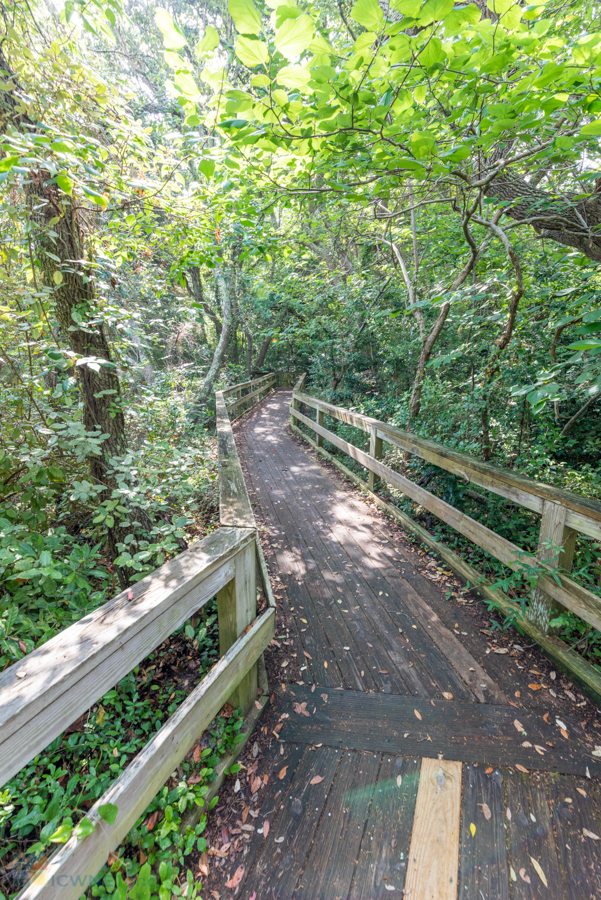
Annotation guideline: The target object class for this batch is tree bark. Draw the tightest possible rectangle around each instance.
[252,336,272,373]
[192,271,232,415]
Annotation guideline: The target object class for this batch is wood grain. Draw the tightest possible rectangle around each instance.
[404,757,462,900]
[216,390,255,527]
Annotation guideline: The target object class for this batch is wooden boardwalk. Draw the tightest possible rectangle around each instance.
[221,390,601,900]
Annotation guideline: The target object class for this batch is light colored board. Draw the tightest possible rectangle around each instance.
[256,536,277,610]
[217,541,257,711]
[368,422,383,492]
[289,423,601,705]
[17,606,275,900]
[405,758,462,900]
[216,391,255,527]
[529,500,576,632]
[222,374,273,397]
[0,527,255,787]
[291,407,601,632]
[291,390,601,539]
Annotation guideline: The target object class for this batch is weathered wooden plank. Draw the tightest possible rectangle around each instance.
[222,374,273,397]
[300,750,381,899]
[505,771,565,899]
[240,746,340,900]
[350,756,421,900]
[529,501,576,632]
[217,540,257,712]
[0,527,255,787]
[278,686,600,777]
[292,390,601,539]
[290,423,601,704]
[458,765,509,900]
[17,607,275,900]
[549,774,601,900]
[216,391,255,527]
[226,377,275,411]
[404,758,462,900]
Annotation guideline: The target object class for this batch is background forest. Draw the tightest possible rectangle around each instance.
[1,0,601,893]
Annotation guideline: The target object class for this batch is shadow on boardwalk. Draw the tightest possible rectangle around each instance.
[206,390,601,900]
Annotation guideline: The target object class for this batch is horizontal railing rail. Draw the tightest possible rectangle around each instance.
[8,376,277,900]
[290,383,601,701]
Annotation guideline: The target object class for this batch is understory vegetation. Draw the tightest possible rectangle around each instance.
[2,0,601,892]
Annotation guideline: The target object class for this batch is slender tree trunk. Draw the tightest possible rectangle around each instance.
[252,336,272,372]
[192,271,232,415]
[407,302,451,423]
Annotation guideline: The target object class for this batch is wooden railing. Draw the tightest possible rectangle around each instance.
[3,377,276,900]
[222,373,276,421]
[290,382,601,702]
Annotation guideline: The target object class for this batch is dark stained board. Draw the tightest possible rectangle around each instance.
[349,756,421,900]
[277,686,601,778]
[505,771,564,899]
[549,774,601,900]
[458,765,509,900]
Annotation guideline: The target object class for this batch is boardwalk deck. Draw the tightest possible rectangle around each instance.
[213,390,601,900]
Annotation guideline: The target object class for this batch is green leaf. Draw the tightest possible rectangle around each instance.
[50,818,74,843]
[199,158,216,178]
[82,186,108,207]
[155,8,187,49]
[56,173,73,195]
[197,25,220,56]
[567,339,601,350]
[391,0,423,16]
[98,803,119,825]
[410,129,436,157]
[236,35,269,67]
[274,14,315,58]
[277,64,311,88]
[351,0,385,30]
[443,3,481,33]
[228,0,262,35]
[580,120,601,136]
[418,36,445,67]
[0,155,19,172]
[174,71,201,100]
[419,0,454,24]
[76,817,95,839]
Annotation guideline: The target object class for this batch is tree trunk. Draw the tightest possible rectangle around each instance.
[407,302,451,423]
[192,271,232,415]
[252,336,272,373]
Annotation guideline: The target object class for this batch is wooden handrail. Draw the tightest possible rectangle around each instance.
[291,384,601,654]
[8,375,277,900]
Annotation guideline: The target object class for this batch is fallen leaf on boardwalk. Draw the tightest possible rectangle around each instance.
[442,692,454,700]
[311,684,316,692]
[127,590,134,601]
[560,728,569,740]
[293,701,310,717]
[522,741,532,748]
[321,693,328,702]
[396,775,402,787]
[250,777,262,794]
[519,868,531,884]
[470,823,476,837]
[510,867,517,882]
[530,858,547,887]
[278,766,288,780]
[414,710,422,721]
[193,744,201,763]
[481,803,491,821]
[515,764,529,773]
[592,746,601,757]
[379,670,389,675]
[506,808,512,820]
[263,820,270,838]
[528,683,542,691]
[249,894,256,900]
[543,713,550,724]
[583,828,600,840]
[225,865,245,889]
[485,767,493,775]
[303,650,312,659]
[513,719,524,732]
[255,700,263,710]
[577,788,587,797]
[324,661,328,668]
[310,775,324,785]
[275,837,284,843]
[534,745,547,755]
[384,885,395,891]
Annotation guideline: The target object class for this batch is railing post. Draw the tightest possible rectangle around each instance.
[291,392,300,424]
[316,404,324,447]
[368,424,383,491]
[528,500,576,633]
[216,540,258,712]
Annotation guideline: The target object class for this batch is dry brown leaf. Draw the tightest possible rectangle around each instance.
[414,709,422,721]
[442,692,454,700]
[485,767,493,775]
[278,766,288,780]
[324,661,328,668]
[543,712,550,724]
[250,776,262,795]
[515,764,529,773]
[534,745,547,755]
[481,802,492,821]
[583,828,600,840]
[310,775,324,785]
[198,854,209,878]
[530,857,548,887]
[560,728,569,740]
[263,820,270,838]
[242,807,249,824]
[528,683,542,691]
[519,868,531,884]
[513,719,524,732]
[576,788,587,797]
[225,865,245,889]
[321,693,328,702]
[303,650,312,659]
[378,670,389,675]
[192,744,201,763]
